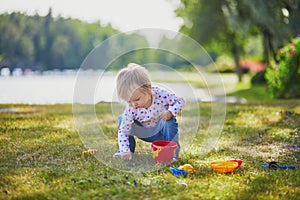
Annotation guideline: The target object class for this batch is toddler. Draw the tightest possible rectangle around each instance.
[115,63,185,161]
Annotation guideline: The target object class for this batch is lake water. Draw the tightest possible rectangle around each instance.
[0,74,214,104]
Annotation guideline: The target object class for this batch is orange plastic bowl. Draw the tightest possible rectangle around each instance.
[227,159,243,168]
[210,161,239,173]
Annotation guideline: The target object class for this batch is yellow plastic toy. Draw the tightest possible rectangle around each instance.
[82,149,97,156]
[178,164,196,173]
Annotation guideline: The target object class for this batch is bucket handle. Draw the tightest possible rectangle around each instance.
[152,147,162,158]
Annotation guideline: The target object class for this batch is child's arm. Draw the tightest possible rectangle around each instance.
[159,88,185,117]
[118,127,133,160]
[168,95,185,116]
[159,110,173,121]
[118,130,131,153]
[118,106,135,157]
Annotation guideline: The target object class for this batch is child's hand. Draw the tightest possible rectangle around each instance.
[159,110,173,121]
[121,152,133,160]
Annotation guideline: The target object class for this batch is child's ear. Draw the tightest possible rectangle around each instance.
[146,84,152,92]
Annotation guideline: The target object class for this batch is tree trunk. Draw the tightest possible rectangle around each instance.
[233,53,242,82]
[231,39,243,82]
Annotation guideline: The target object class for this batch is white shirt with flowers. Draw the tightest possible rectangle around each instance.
[118,86,185,153]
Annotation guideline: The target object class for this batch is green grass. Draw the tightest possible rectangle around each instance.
[0,100,299,199]
[223,73,272,102]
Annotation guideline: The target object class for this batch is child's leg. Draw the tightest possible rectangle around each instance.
[119,116,180,158]
[134,118,180,159]
[160,118,180,159]
[128,135,136,153]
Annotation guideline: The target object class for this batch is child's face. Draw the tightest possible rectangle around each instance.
[128,88,152,108]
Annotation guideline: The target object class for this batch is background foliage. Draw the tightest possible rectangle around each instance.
[266,36,300,98]
[1,1,300,99]
[0,10,197,71]
[176,0,300,81]
[0,10,118,70]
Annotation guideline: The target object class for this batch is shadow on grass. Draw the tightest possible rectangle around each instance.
[210,101,300,199]
[236,169,300,199]
[1,102,300,199]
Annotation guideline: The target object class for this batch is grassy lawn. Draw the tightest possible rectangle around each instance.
[0,98,299,199]
[225,74,272,102]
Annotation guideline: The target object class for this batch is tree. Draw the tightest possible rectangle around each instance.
[176,0,300,80]
[176,0,248,81]
[0,12,125,70]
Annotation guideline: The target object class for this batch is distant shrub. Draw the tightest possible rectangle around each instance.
[251,70,266,84]
[239,59,266,73]
[265,36,300,98]
[206,55,235,73]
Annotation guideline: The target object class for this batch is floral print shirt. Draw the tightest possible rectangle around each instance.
[118,86,185,153]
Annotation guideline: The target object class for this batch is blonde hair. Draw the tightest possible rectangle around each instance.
[116,63,151,101]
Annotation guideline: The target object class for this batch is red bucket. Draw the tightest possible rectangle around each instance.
[152,140,178,164]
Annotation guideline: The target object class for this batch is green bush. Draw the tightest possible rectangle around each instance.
[265,36,300,98]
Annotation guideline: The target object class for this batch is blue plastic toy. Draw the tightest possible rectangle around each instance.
[170,167,188,176]
[262,161,296,170]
